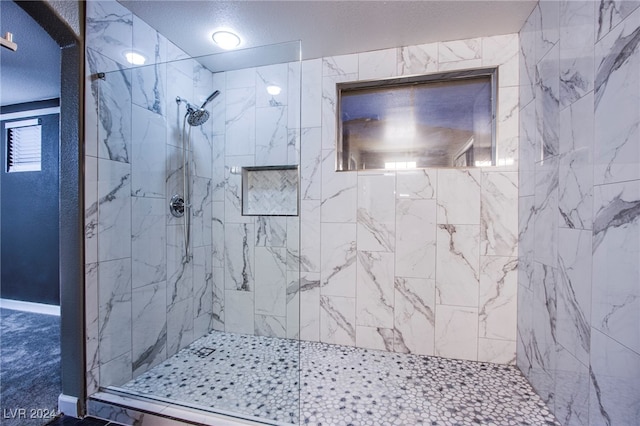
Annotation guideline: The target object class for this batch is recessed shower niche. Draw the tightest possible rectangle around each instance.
[241,165,299,216]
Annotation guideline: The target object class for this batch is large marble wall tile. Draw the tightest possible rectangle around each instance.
[131,281,167,376]
[592,180,640,353]
[224,155,254,224]
[132,197,166,288]
[322,54,359,76]
[255,247,287,317]
[86,1,132,67]
[394,277,435,355]
[434,305,479,361]
[98,159,131,262]
[483,34,519,87]
[595,0,640,41]
[519,101,537,198]
[556,229,591,366]
[559,0,595,108]
[518,195,535,291]
[210,73,226,136]
[287,128,300,169]
[477,338,516,364]
[589,328,640,425]
[256,63,288,108]
[436,224,480,307]
[555,347,590,426]
[166,224,193,307]
[536,43,560,160]
[288,62,302,130]
[481,172,518,256]
[286,271,300,339]
[131,106,166,198]
[479,256,518,341]
[255,217,286,248]
[132,14,167,65]
[166,297,194,356]
[537,0,560,60]
[95,57,132,163]
[397,42,438,76]
[438,59,482,72]
[396,169,436,199]
[320,295,356,346]
[438,38,481,62]
[519,5,539,108]
[190,176,213,248]
[193,246,213,320]
[255,315,286,338]
[98,258,132,364]
[99,352,131,388]
[358,48,397,80]
[356,251,394,329]
[192,120,214,180]
[224,223,255,292]
[496,86,520,168]
[212,267,225,331]
[529,262,558,405]
[516,285,535,373]
[321,73,357,151]
[355,326,394,351]
[286,217,300,272]
[212,201,225,268]
[559,149,593,230]
[395,199,436,279]
[534,156,559,268]
[299,272,321,342]
[300,200,321,273]
[132,63,166,116]
[301,59,322,128]
[85,157,99,265]
[212,134,226,202]
[321,150,357,223]
[559,91,594,156]
[300,127,322,201]
[86,263,100,374]
[225,87,256,157]
[255,106,288,166]
[320,223,356,298]
[357,173,395,252]
[436,169,481,225]
[594,7,640,185]
[165,61,194,147]
[226,68,256,89]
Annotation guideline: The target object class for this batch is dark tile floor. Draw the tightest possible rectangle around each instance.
[45,416,114,426]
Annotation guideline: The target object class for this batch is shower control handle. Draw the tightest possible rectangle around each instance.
[170,194,185,218]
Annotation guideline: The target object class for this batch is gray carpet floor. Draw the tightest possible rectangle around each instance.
[1,308,61,426]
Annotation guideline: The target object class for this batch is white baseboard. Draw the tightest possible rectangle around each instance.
[0,298,60,316]
[58,394,80,418]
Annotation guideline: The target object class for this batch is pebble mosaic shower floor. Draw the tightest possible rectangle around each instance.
[118,331,559,426]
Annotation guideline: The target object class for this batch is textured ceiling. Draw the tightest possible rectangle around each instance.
[0,1,60,107]
[120,1,536,61]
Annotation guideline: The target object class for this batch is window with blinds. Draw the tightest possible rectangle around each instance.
[5,118,42,172]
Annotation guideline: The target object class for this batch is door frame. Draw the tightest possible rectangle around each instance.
[14,0,86,416]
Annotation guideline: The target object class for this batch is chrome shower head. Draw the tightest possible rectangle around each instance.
[176,89,220,127]
[186,107,210,126]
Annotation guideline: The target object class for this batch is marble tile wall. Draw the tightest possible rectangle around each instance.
[84,0,217,391]
[298,34,521,364]
[518,1,640,424]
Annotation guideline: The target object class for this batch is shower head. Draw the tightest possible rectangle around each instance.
[176,90,220,126]
[186,107,210,126]
[200,90,220,109]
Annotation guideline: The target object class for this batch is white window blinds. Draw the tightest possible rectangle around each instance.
[5,118,42,172]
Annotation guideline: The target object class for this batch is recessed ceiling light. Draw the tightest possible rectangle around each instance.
[125,51,146,65]
[212,31,241,50]
[266,85,282,96]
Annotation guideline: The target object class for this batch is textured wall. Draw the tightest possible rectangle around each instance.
[296,34,520,363]
[518,1,640,424]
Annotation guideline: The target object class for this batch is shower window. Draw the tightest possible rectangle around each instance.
[336,68,497,171]
[5,118,42,172]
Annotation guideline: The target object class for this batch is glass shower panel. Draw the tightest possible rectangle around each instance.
[92,41,302,424]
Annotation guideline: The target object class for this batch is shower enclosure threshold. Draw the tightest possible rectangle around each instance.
[88,388,286,426]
